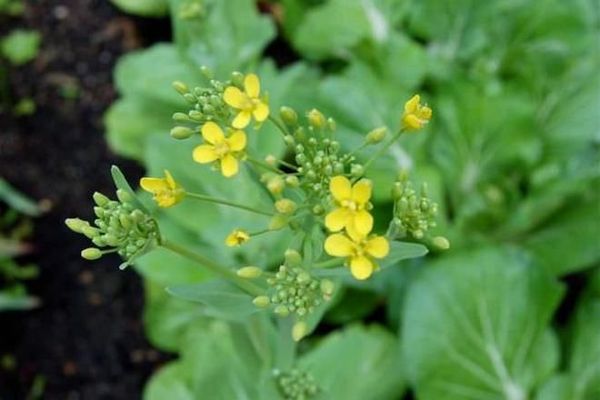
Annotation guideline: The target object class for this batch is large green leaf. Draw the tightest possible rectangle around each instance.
[402,247,564,400]
[110,0,168,17]
[299,324,405,400]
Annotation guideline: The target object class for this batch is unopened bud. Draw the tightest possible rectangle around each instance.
[170,126,194,140]
[432,236,450,250]
[231,71,244,86]
[307,109,325,129]
[275,199,297,214]
[65,218,87,233]
[351,164,364,177]
[284,249,302,267]
[116,189,132,204]
[292,320,308,342]
[267,176,285,195]
[280,106,298,127]
[269,214,288,230]
[237,266,263,279]
[366,126,387,144]
[320,279,334,296]
[285,176,299,187]
[275,305,290,317]
[327,117,336,131]
[172,81,189,95]
[253,296,271,308]
[265,154,277,165]
[81,248,102,260]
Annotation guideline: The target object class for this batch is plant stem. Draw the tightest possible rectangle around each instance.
[362,129,405,172]
[314,258,345,269]
[161,239,263,296]
[246,157,283,174]
[268,115,289,136]
[186,192,274,216]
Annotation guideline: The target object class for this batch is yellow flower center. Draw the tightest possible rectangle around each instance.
[214,141,230,157]
[341,199,358,211]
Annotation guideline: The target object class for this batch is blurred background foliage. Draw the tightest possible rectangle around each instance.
[106,0,599,399]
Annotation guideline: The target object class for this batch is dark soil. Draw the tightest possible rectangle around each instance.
[0,1,171,399]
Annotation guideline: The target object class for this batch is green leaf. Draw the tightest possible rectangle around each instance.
[0,29,40,66]
[0,178,40,216]
[567,272,600,399]
[167,279,259,321]
[110,165,149,212]
[523,200,600,276]
[299,324,405,400]
[381,241,428,268]
[170,0,275,75]
[143,280,206,352]
[535,375,576,400]
[110,0,168,17]
[402,246,564,400]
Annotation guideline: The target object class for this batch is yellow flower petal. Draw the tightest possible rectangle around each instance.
[252,101,269,122]
[324,233,354,257]
[220,154,239,177]
[345,222,366,243]
[404,94,420,113]
[140,177,168,193]
[330,176,351,201]
[403,114,423,130]
[420,106,432,119]
[225,229,249,247]
[232,111,252,129]
[244,73,260,98]
[201,122,225,144]
[350,256,374,280]
[156,195,176,208]
[325,208,351,232]
[193,144,219,164]
[351,179,372,205]
[352,210,373,236]
[223,86,248,109]
[164,170,176,189]
[365,236,389,259]
[227,130,247,152]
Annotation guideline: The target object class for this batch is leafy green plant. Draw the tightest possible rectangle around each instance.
[0,179,40,311]
[70,0,600,398]
[0,29,40,66]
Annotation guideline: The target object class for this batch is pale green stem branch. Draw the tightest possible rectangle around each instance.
[186,192,274,216]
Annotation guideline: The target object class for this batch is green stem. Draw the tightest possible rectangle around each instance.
[362,129,405,172]
[186,192,274,216]
[314,257,345,269]
[268,115,289,136]
[246,157,283,174]
[161,239,263,296]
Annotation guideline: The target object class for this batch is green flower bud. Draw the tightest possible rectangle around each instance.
[231,71,244,87]
[188,110,203,121]
[284,135,295,146]
[307,109,325,129]
[284,249,302,267]
[432,236,450,250]
[274,305,290,317]
[172,112,191,122]
[275,199,297,214]
[237,266,263,279]
[351,164,364,177]
[327,117,336,131]
[253,296,271,308]
[366,126,387,144]
[93,192,110,207]
[292,320,308,342]
[172,81,189,95]
[81,248,102,260]
[200,66,213,79]
[267,176,285,195]
[65,218,87,233]
[269,214,289,230]
[280,106,298,127]
[116,189,132,204]
[320,279,334,297]
[170,126,194,140]
[285,176,299,187]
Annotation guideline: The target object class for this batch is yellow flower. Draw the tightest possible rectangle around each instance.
[223,73,269,129]
[225,229,250,247]
[140,170,185,207]
[401,94,432,131]
[193,122,247,178]
[324,228,389,280]
[325,176,373,236]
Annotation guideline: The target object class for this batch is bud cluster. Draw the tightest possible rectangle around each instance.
[275,368,319,400]
[65,190,159,266]
[170,73,234,139]
[391,174,439,239]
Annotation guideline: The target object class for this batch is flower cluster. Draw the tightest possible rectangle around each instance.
[170,71,269,178]
[67,67,442,341]
[65,188,159,268]
[275,368,319,400]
